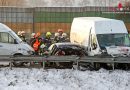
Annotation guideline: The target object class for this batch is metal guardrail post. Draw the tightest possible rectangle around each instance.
[9,56,13,70]
[42,56,48,70]
[9,61,12,70]
[76,60,79,70]
[112,58,115,70]
[112,63,115,70]
[42,60,45,70]
[76,57,80,70]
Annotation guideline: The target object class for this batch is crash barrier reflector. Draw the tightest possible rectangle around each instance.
[0,55,130,69]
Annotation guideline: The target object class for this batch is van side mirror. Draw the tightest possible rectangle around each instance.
[14,39,18,44]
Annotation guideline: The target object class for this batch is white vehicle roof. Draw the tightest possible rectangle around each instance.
[75,17,123,22]
[0,23,12,32]
[0,23,22,42]
[73,17,128,34]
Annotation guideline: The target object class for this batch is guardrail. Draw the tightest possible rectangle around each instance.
[0,55,130,70]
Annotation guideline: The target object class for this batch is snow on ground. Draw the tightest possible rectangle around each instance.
[0,68,130,90]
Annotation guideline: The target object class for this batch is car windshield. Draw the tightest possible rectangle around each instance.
[97,33,130,47]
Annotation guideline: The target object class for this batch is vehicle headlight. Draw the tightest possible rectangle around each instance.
[102,50,107,53]
[100,49,108,55]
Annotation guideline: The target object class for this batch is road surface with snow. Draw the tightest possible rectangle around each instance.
[0,68,130,90]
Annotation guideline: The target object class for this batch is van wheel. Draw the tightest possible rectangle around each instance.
[13,62,24,67]
[13,54,24,67]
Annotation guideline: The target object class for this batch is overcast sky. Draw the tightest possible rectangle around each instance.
[25,0,130,7]
[0,0,129,7]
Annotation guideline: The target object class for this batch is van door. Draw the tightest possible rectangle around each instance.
[90,34,99,56]
[88,34,98,56]
[0,32,18,55]
[91,34,97,50]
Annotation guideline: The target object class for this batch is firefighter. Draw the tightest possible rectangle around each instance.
[58,29,63,36]
[61,33,68,42]
[20,31,26,42]
[32,32,41,55]
[40,43,50,56]
[54,29,64,43]
[30,33,36,47]
[44,32,52,48]
[17,31,22,37]
[39,36,50,56]
[53,32,60,43]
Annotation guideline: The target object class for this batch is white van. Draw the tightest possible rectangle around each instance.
[0,23,34,65]
[70,17,130,57]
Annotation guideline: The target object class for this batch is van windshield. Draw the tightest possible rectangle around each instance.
[97,34,130,47]
[10,31,22,43]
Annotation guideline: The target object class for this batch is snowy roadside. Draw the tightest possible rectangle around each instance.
[0,68,130,90]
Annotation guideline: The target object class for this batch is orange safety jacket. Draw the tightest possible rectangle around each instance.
[33,39,40,51]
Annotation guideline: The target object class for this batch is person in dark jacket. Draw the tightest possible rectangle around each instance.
[44,32,52,49]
